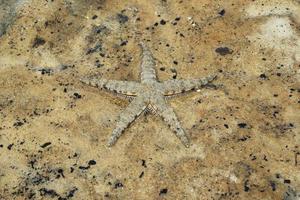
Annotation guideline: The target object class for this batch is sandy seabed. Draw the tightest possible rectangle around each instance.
[0,0,299,199]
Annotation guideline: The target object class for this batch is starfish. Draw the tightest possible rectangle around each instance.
[81,43,216,147]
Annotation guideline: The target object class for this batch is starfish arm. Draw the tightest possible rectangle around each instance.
[139,42,157,83]
[162,74,217,96]
[107,96,147,146]
[153,96,190,147]
[80,77,141,96]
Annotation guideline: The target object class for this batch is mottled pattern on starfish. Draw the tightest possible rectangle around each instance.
[81,43,216,147]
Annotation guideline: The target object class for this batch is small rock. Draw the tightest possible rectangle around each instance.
[159,188,168,195]
[88,160,96,165]
[219,9,226,16]
[238,123,247,128]
[215,47,233,56]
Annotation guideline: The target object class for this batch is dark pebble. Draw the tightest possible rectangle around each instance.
[120,40,128,46]
[160,19,166,25]
[219,9,226,16]
[238,123,247,128]
[141,159,147,167]
[7,143,14,150]
[159,188,168,195]
[114,182,124,189]
[215,47,233,56]
[139,171,144,178]
[40,142,51,148]
[73,93,81,99]
[88,160,96,165]
[57,168,65,178]
[79,165,90,170]
[259,74,267,79]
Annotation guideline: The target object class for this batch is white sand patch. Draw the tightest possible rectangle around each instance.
[246,2,296,17]
[0,55,27,69]
[30,49,61,68]
[260,17,295,41]
[245,1,300,23]
[244,1,300,68]
[247,16,300,68]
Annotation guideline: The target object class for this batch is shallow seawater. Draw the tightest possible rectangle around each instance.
[0,0,299,199]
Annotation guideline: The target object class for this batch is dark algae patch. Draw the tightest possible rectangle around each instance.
[244,180,250,192]
[117,13,129,24]
[39,188,59,198]
[32,36,46,48]
[66,187,78,198]
[13,121,24,127]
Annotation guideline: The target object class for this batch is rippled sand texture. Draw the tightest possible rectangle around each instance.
[0,0,299,199]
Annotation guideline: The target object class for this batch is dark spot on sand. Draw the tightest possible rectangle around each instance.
[7,143,14,150]
[215,47,233,56]
[13,121,24,127]
[40,142,51,148]
[238,123,247,128]
[117,13,129,24]
[160,19,166,25]
[32,36,46,48]
[88,160,96,165]
[39,188,58,198]
[73,93,81,99]
[259,74,267,79]
[114,181,124,189]
[219,9,226,16]
[159,188,168,195]
[244,180,250,192]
